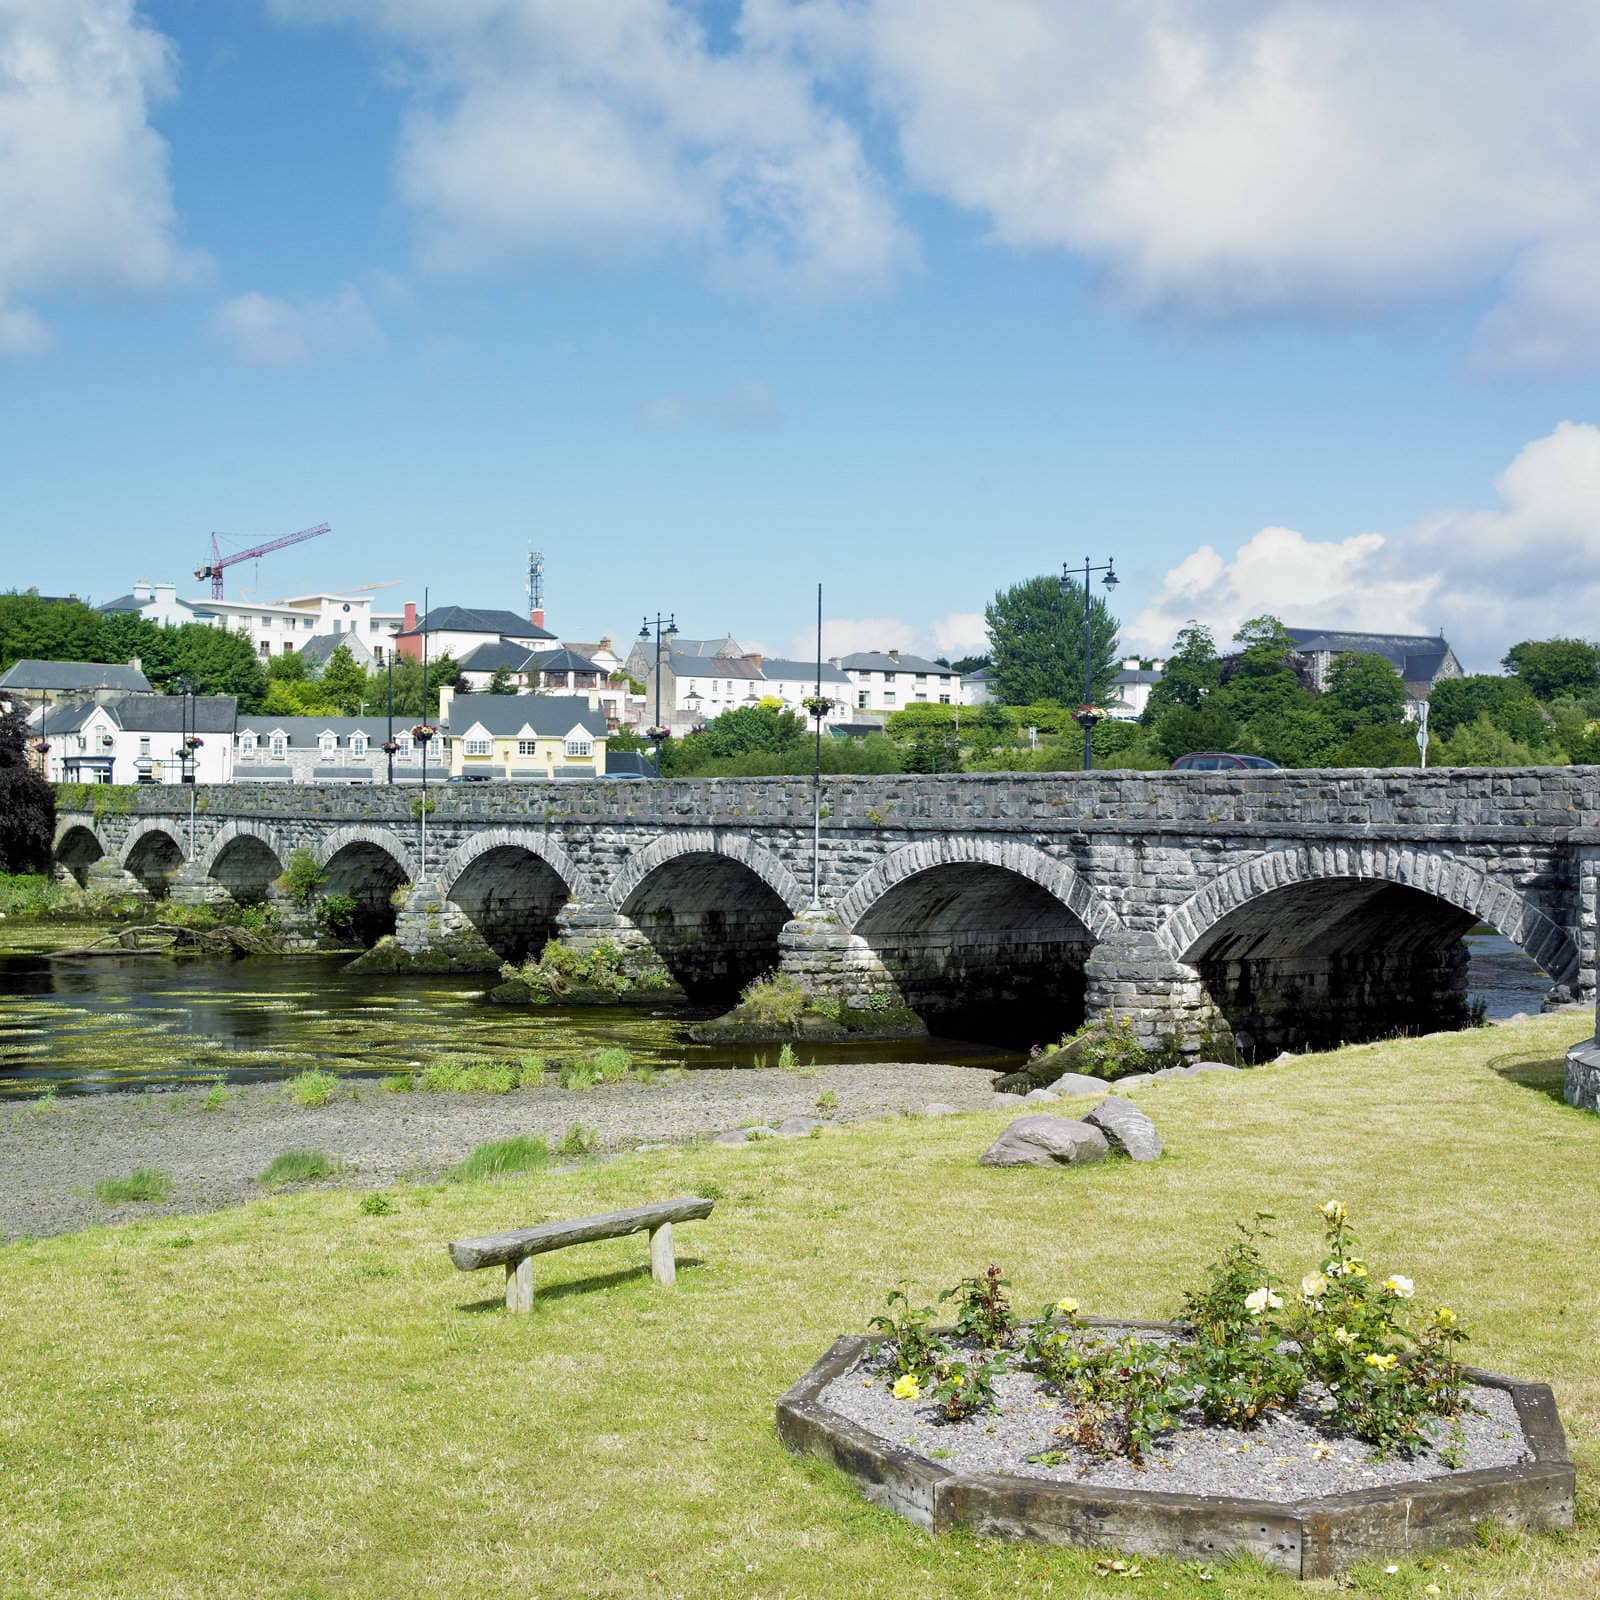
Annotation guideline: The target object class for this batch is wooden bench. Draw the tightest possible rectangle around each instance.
[448,1197,715,1312]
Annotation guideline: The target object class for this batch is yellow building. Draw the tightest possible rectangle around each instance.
[439,689,609,781]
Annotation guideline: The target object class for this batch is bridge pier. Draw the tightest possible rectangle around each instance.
[1084,936,1232,1061]
[83,857,145,901]
[385,876,501,971]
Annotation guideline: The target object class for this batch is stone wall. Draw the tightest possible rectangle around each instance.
[54,768,1600,1058]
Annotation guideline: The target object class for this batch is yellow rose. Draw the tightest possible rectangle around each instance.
[1244,1285,1284,1315]
[1322,1199,1347,1223]
[1435,1306,1457,1328]
[891,1374,922,1400]
[1365,1352,1398,1371]
[1301,1271,1329,1300]
[1333,1326,1358,1348]
[1383,1275,1414,1300]
[1056,1297,1079,1317]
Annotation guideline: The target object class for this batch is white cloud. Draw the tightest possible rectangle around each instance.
[0,0,205,354]
[786,609,988,664]
[1127,422,1600,669]
[271,0,912,300]
[211,287,384,367]
[637,379,780,432]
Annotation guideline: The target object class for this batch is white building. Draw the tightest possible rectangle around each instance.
[97,581,204,629]
[960,667,995,706]
[193,591,409,662]
[741,657,852,726]
[395,603,557,665]
[39,694,236,784]
[235,716,427,784]
[1107,658,1165,721]
[837,651,962,714]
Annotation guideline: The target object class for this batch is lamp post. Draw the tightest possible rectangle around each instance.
[1060,556,1119,771]
[176,676,197,856]
[638,612,677,775]
[385,653,395,785]
[801,582,830,911]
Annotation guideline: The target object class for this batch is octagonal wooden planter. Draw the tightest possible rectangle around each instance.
[777,1321,1574,1579]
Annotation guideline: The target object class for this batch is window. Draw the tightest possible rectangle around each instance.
[884,691,896,706]
[319,732,337,754]
[281,641,294,653]
[139,736,151,756]
[915,673,927,682]
[857,690,868,709]
[517,739,538,757]
[259,641,271,656]
[883,671,896,682]
[270,735,286,759]
[241,733,257,754]
[351,734,367,757]
[464,738,492,757]
[939,694,951,705]
[565,737,592,759]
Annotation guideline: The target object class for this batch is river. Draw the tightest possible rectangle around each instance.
[0,929,1557,1099]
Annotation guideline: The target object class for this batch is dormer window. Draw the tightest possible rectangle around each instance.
[241,732,257,755]
[319,731,338,755]
[270,733,286,759]
[565,735,593,759]
[464,737,492,757]
[351,733,368,757]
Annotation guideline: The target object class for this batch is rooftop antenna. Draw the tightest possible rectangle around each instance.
[527,549,545,629]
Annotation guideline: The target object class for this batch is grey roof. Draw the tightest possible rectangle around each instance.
[43,693,235,734]
[1282,628,1456,691]
[840,652,953,675]
[458,639,537,672]
[237,716,396,748]
[668,651,763,679]
[398,605,554,641]
[97,592,200,615]
[312,765,378,780]
[296,633,375,671]
[668,636,741,658]
[526,647,604,675]
[443,694,608,739]
[237,764,294,780]
[757,657,850,684]
[1113,667,1164,685]
[1,658,152,693]
[604,750,660,777]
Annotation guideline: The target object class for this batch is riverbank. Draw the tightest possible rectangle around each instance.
[0,1060,1006,1241]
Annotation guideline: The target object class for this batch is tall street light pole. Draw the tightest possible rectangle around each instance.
[1060,556,1119,771]
[638,612,677,776]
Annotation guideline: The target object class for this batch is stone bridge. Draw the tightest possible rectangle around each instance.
[52,770,1600,1057]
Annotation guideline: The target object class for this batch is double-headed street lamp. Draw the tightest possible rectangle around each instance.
[1060,557,1119,771]
[639,612,677,774]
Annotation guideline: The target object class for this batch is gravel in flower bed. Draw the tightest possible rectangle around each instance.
[821,1330,1530,1505]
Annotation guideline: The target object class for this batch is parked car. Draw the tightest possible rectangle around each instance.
[1170,752,1280,771]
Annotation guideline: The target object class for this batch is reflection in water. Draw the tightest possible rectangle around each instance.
[0,931,1557,1099]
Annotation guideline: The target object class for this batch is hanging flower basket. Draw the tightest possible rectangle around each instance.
[646,725,672,742]
[31,739,49,755]
[1072,703,1107,729]
[411,723,438,742]
[183,735,205,751]
[801,695,835,719]
[381,739,401,756]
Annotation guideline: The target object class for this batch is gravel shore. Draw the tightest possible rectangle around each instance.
[0,1061,1004,1242]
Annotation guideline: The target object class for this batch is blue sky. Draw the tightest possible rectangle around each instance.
[5,1,1600,671]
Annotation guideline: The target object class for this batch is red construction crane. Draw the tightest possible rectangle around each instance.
[195,522,331,600]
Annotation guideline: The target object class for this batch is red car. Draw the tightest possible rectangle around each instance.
[1170,751,1280,771]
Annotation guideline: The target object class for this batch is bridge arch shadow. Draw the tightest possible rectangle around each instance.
[1159,846,1580,1057]
[315,828,415,947]
[120,821,186,899]
[199,823,285,907]
[615,832,805,1003]
[438,831,592,963]
[840,839,1121,1048]
[55,824,105,889]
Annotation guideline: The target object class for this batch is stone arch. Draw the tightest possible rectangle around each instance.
[312,825,419,885]
[439,827,595,905]
[119,820,186,898]
[54,823,105,889]
[1158,844,1580,984]
[837,835,1120,1047]
[1157,844,1580,1057]
[199,822,286,907]
[437,828,595,963]
[611,830,808,917]
[314,826,416,946]
[837,836,1124,941]
[613,830,806,1001]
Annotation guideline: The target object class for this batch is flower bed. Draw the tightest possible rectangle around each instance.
[777,1208,1574,1577]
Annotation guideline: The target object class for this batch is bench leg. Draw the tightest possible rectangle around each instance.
[505,1256,534,1313]
[649,1221,675,1287]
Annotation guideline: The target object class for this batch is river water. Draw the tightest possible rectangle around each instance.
[0,930,1556,1099]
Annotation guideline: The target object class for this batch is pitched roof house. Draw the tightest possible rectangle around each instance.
[1283,628,1462,709]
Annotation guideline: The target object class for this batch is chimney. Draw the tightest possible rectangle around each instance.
[745,652,763,670]
[403,601,418,632]
[888,648,900,664]
[1123,657,1139,670]
[134,579,153,601]
[531,607,545,630]
[828,656,842,669]
[128,656,142,673]
[437,684,454,723]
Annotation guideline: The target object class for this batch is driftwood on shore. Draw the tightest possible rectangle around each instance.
[48,924,277,960]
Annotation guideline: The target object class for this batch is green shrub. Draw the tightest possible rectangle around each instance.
[284,1070,338,1108]
[455,1135,549,1182]
[276,849,326,906]
[415,1057,544,1093]
[500,940,669,1003]
[1051,1016,1152,1081]
[201,1079,230,1112]
[557,1058,598,1091]
[555,1123,598,1158]
[359,1191,395,1216]
[313,894,360,940]
[381,1073,415,1093]
[591,1047,632,1083]
[733,972,809,1027]
[259,1150,340,1186]
[94,1167,172,1204]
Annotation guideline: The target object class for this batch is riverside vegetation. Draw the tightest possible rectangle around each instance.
[3,1014,1598,1599]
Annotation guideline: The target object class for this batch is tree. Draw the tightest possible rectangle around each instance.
[1213,616,1314,726]
[1436,713,1544,768]
[985,574,1119,707]
[1321,652,1407,735]
[318,644,368,715]
[1142,622,1219,718]
[692,704,805,761]
[1502,638,1600,701]
[0,592,105,671]
[1149,702,1241,764]
[936,653,990,676]
[1428,674,1546,745]
[0,702,53,871]
[1335,725,1420,768]
[1238,704,1343,768]
[266,650,309,684]
[488,666,515,695]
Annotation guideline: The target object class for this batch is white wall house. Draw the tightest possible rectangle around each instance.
[97,581,203,628]
[1107,658,1165,721]
[39,694,236,784]
[395,604,557,665]
[837,651,962,715]
[739,657,852,727]
[196,592,408,662]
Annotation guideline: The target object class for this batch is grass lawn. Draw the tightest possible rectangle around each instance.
[3,1016,1599,1599]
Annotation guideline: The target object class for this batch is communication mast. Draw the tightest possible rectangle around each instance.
[527,549,545,628]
